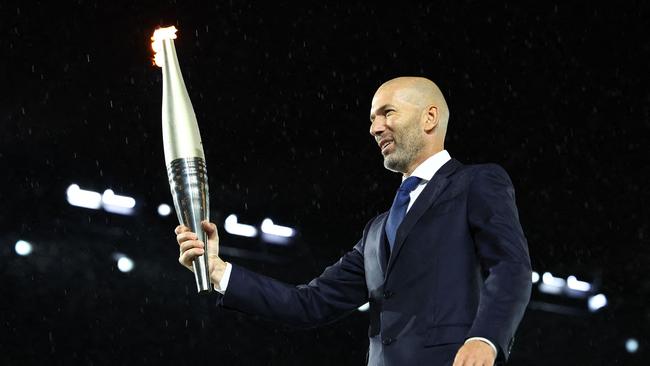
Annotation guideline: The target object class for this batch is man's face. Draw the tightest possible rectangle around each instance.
[369,86,425,174]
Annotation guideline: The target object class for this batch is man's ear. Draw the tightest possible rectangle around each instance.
[422,105,439,133]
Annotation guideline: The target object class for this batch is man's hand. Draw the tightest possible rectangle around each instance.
[453,339,496,366]
[175,221,227,285]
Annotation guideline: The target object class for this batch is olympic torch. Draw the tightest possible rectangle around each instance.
[152,26,212,293]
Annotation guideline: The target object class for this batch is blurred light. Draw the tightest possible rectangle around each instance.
[117,256,134,273]
[538,283,563,295]
[358,302,370,312]
[542,272,566,287]
[102,189,136,215]
[588,293,608,312]
[261,218,295,238]
[66,184,102,209]
[538,272,566,295]
[567,275,592,292]
[224,214,257,237]
[102,189,135,208]
[532,271,540,284]
[625,338,639,353]
[261,233,291,246]
[14,240,33,256]
[157,203,172,216]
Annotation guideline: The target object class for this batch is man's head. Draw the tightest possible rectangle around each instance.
[369,77,449,176]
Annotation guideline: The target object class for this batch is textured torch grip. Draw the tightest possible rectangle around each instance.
[167,157,212,293]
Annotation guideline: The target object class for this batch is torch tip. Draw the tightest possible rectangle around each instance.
[151,26,178,67]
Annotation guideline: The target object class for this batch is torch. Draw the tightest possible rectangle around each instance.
[152,26,212,293]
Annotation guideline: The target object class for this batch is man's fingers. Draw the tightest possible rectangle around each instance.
[176,231,198,245]
[202,221,219,241]
[174,225,191,235]
[455,360,471,366]
[463,356,484,366]
[175,223,217,272]
[453,351,466,366]
[179,247,204,266]
[180,240,204,253]
[453,355,488,366]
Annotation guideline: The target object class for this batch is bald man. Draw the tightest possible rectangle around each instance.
[176,77,532,366]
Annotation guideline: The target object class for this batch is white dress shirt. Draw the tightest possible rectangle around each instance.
[403,149,451,211]
[215,149,496,357]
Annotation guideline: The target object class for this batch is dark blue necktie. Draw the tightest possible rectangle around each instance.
[385,176,422,251]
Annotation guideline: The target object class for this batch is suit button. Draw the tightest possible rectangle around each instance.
[383,290,393,299]
[382,337,395,345]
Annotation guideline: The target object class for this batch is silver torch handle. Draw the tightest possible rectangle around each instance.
[168,157,211,292]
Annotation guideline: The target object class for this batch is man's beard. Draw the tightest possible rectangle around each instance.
[383,122,425,173]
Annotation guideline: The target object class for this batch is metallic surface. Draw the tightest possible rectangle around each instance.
[160,36,212,293]
[168,157,211,293]
[161,38,205,166]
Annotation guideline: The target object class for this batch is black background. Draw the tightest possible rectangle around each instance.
[1,1,648,365]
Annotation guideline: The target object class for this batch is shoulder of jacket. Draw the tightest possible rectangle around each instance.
[465,162,508,177]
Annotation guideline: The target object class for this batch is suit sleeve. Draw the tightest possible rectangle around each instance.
[217,239,368,328]
[466,164,532,361]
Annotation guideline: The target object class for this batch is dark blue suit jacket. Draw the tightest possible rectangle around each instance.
[220,159,532,365]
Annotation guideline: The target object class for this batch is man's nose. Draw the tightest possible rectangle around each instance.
[370,117,386,136]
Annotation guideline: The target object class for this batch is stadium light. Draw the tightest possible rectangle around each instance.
[625,338,639,354]
[157,203,172,216]
[224,214,258,237]
[567,275,592,292]
[261,218,295,238]
[66,184,102,209]
[588,293,608,312]
[532,271,540,284]
[102,189,136,215]
[117,256,134,273]
[15,240,33,256]
[538,272,566,295]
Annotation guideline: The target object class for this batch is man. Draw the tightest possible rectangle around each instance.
[176,77,532,366]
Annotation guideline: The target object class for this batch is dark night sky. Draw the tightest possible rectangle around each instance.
[1,1,649,365]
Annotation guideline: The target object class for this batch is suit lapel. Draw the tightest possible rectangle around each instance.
[385,158,462,278]
[378,215,389,274]
[368,212,389,278]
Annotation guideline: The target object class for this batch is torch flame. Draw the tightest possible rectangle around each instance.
[151,26,178,67]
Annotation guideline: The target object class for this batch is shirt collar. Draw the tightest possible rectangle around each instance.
[402,150,452,183]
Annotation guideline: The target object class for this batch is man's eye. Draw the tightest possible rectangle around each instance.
[386,110,395,116]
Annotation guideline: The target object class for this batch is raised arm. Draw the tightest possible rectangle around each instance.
[176,222,369,328]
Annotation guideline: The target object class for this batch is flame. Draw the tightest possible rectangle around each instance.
[151,26,178,67]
